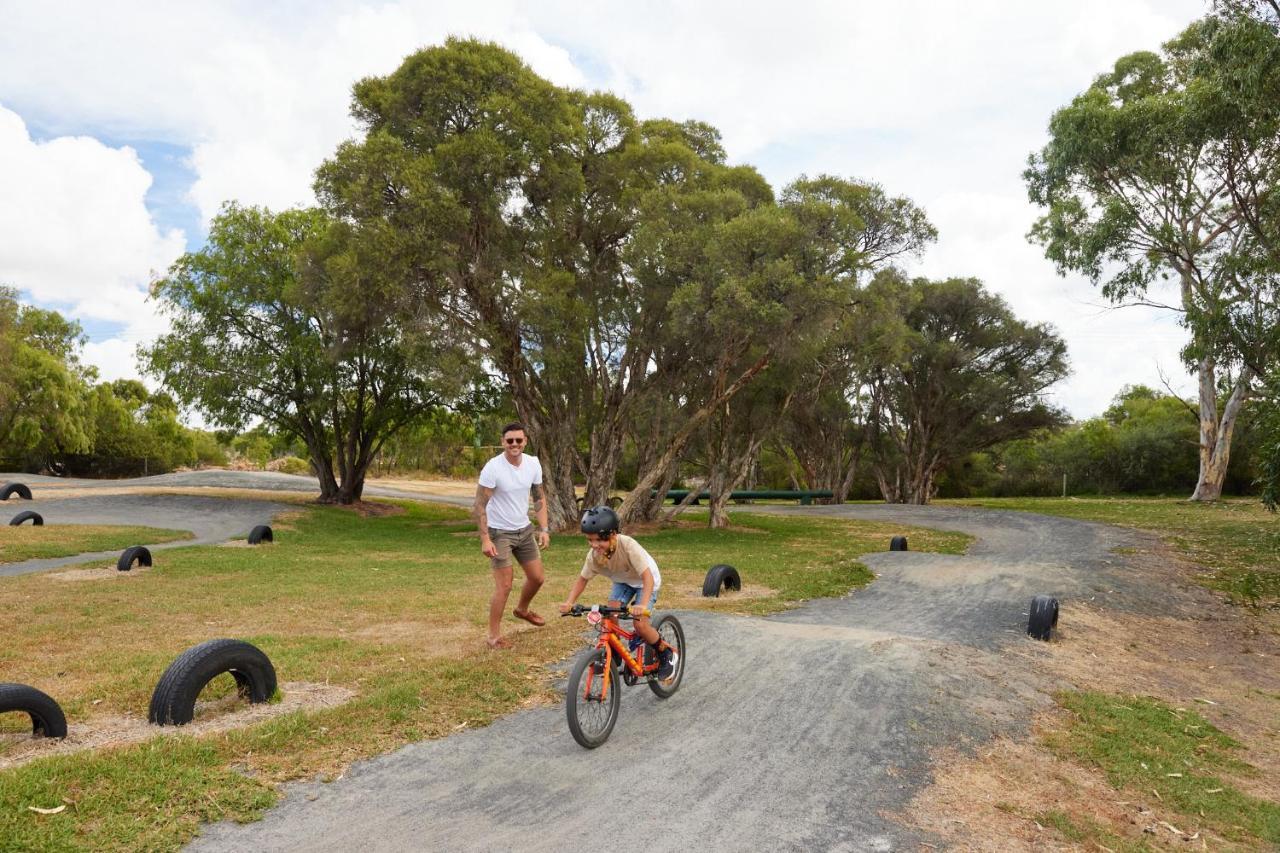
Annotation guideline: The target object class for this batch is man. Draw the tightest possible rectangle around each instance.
[475,422,551,649]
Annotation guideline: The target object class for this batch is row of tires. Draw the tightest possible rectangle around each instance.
[2,638,278,739]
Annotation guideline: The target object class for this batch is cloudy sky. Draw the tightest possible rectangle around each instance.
[0,0,1209,418]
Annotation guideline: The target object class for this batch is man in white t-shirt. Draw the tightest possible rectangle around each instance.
[475,422,550,649]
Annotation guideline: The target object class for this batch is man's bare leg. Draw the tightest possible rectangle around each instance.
[489,565,514,646]
[513,557,545,616]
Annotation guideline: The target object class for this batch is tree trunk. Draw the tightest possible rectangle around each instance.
[619,352,771,523]
[1189,360,1253,501]
[706,436,763,528]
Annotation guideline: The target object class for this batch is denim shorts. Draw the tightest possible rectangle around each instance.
[609,581,658,611]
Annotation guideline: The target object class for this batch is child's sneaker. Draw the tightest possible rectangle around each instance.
[656,646,678,680]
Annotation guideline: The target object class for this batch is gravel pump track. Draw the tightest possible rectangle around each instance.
[149,638,277,726]
[0,682,68,738]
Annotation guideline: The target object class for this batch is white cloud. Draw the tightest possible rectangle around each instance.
[0,0,1217,416]
[0,105,184,382]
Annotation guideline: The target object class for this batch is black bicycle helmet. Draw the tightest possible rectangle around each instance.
[580,505,620,536]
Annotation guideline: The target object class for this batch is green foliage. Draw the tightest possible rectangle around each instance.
[1258,373,1280,509]
[0,287,93,464]
[142,204,473,502]
[863,273,1069,503]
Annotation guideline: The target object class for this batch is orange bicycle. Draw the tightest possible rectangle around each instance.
[561,604,686,748]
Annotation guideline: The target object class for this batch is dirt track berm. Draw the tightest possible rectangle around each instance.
[0,682,68,738]
[149,638,278,726]
[702,563,741,597]
[117,545,152,571]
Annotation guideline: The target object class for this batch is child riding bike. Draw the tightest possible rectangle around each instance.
[558,505,678,679]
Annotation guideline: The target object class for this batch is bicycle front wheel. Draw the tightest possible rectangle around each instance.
[566,648,620,749]
[649,614,685,698]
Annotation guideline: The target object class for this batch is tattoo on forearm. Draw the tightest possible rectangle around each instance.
[474,487,490,532]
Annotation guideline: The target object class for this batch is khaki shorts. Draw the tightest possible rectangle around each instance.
[489,525,539,570]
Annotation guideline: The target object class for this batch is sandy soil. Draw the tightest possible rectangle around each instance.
[0,682,355,771]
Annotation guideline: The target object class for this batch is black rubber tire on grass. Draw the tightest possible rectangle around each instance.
[0,683,67,738]
[9,511,42,526]
[701,563,741,597]
[889,536,909,551]
[148,638,277,726]
[247,524,273,545]
[117,545,152,571]
[565,648,620,749]
[648,614,686,699]
[0,482,32,501]
[1027,595,1059,641]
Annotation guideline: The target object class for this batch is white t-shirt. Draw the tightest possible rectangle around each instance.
[478,453,543,531]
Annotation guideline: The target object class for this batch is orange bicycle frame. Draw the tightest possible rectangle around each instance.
[583,616,657,703]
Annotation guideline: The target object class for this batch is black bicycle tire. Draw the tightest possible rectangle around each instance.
[565,648,619,749]
[648,614,686,699]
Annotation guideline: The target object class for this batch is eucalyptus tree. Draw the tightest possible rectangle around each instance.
[1025,17,1280,500]
[772,176,936,502]
[144,204,467,503]
[863,274,1069,504]
[0,287,92,464]
[317,38,806,528]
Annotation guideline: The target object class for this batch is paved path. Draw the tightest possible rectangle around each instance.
[187,503,1191,852]
[1,493,288,577]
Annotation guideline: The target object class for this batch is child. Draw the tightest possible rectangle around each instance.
[558,505,677,679]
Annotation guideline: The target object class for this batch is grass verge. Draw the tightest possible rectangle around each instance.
[1047,691,1280,847]
[0,500,968,850]
[0,525,192,563]
[948,496,1280,606]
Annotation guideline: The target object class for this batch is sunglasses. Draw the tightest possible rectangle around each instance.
[504,437,525,445]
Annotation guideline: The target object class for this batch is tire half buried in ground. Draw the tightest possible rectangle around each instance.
[117,545,152,571]
[0,683,68,738]
[247,524,273,544]
[1027,595,1059,641]
[149,639,278,726]
[0,482,32,500]
[889,535,908,551]
[8,510,42,526]
[702,563,741,597]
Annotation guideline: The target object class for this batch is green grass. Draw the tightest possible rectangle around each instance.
[1047,691,1280,847]
[0,524,192,563]
[948,496,1280,605]
[0,500,969,851]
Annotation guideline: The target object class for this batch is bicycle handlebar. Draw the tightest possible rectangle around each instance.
[561,604,636,619]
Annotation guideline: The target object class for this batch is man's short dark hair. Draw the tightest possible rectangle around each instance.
[501,422,525,437]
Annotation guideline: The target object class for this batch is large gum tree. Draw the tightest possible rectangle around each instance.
[1025,15,1280,501]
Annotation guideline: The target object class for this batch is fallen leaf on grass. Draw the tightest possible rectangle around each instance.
[27,805,65,815]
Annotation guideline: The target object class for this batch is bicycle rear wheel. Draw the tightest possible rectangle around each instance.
[566,647,620,749]
[648,614,685,698]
